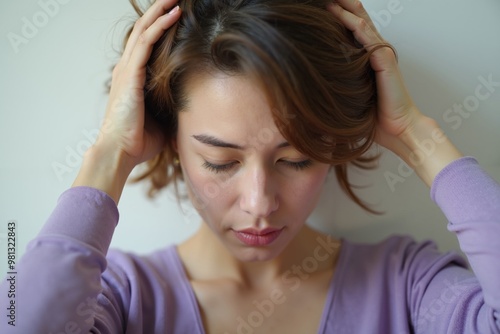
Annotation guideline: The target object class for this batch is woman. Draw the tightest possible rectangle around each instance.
[1,0,499,333]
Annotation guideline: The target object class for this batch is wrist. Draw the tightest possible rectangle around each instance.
[72,143,135,204]
[394,114,463,187]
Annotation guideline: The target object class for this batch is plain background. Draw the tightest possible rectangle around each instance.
[1,0,499,275]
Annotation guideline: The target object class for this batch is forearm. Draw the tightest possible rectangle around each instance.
[0,187,120,332]
[72,143,135,204]
[389,113,463,187]
[429,158,500,330]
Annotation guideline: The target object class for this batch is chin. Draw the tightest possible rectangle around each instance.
[235,251,277,262]
[229,241,287,262]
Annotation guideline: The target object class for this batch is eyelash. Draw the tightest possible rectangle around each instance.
[202,159,313,174]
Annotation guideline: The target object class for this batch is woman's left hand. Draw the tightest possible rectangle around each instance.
[327,0,462,187]
[327,0,423,151]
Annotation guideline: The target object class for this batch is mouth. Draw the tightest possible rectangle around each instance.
[233,227,284,246]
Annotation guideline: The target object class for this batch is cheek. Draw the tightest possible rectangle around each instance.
[181,165,235,215]
[181,161,330,224]
[309,168,330,194]
[288,167,330,210]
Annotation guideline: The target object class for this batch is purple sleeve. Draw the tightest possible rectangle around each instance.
[416,157,500,333]
[0,187,122,333]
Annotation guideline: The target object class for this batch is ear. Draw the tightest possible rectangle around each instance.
[171,137,178,153]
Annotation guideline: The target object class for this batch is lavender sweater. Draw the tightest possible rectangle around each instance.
[1,157,499,333]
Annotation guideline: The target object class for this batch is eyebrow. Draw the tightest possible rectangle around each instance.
[192,134,290,150]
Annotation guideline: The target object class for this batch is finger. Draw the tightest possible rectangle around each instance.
[328,3,383,50]
[126,6,181,71]
[328,0,382,40]
[122,0,179,63]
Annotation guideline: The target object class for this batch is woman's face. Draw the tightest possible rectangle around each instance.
[175,72,331,262]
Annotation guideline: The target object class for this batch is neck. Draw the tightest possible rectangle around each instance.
[177,222,341,289]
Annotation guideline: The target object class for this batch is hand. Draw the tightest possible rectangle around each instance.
[327,0,423,150]
[327,0,462,186]
[73,0,181,203]
[99,0,181,168]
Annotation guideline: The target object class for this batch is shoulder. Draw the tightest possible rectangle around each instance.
[103,245,181,287]
[324,235,474,332]
[338,235,469,289]
[100,245,186,308]
[323,237,482,333]
[95,246,200,331]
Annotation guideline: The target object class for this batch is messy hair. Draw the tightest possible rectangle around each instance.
[126,0,394,213]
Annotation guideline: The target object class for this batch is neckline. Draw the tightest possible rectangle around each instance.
[168,245,207,334]
[169,238,349,334]
[316,237,349,333]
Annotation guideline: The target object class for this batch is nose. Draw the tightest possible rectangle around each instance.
[239,165,279,218]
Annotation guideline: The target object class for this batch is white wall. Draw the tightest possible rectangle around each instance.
[1,0,499,275]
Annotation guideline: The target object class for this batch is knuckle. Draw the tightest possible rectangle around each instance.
[353,1,364,11]
[357,17,367,29]
[133,17,145,31]
[383,47,397,60]
[137,32,149,45]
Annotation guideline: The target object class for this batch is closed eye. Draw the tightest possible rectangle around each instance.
[202,161,237,174]
[280,159,313,171]
[202,159,313,174]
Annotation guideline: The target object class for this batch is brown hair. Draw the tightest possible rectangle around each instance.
[126,0,394,213]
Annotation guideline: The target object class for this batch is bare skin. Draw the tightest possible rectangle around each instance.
[172,72,341,333]
[179,223,341,333]
[72,0,463,332]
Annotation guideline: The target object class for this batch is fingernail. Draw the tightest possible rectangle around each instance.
[169,5,179,14]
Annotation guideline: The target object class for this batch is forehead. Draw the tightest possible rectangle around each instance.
[179,72,281,139]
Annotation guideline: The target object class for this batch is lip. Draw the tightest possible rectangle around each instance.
[233,227,284,246]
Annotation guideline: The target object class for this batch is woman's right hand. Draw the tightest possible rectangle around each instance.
[72,0,181,203]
